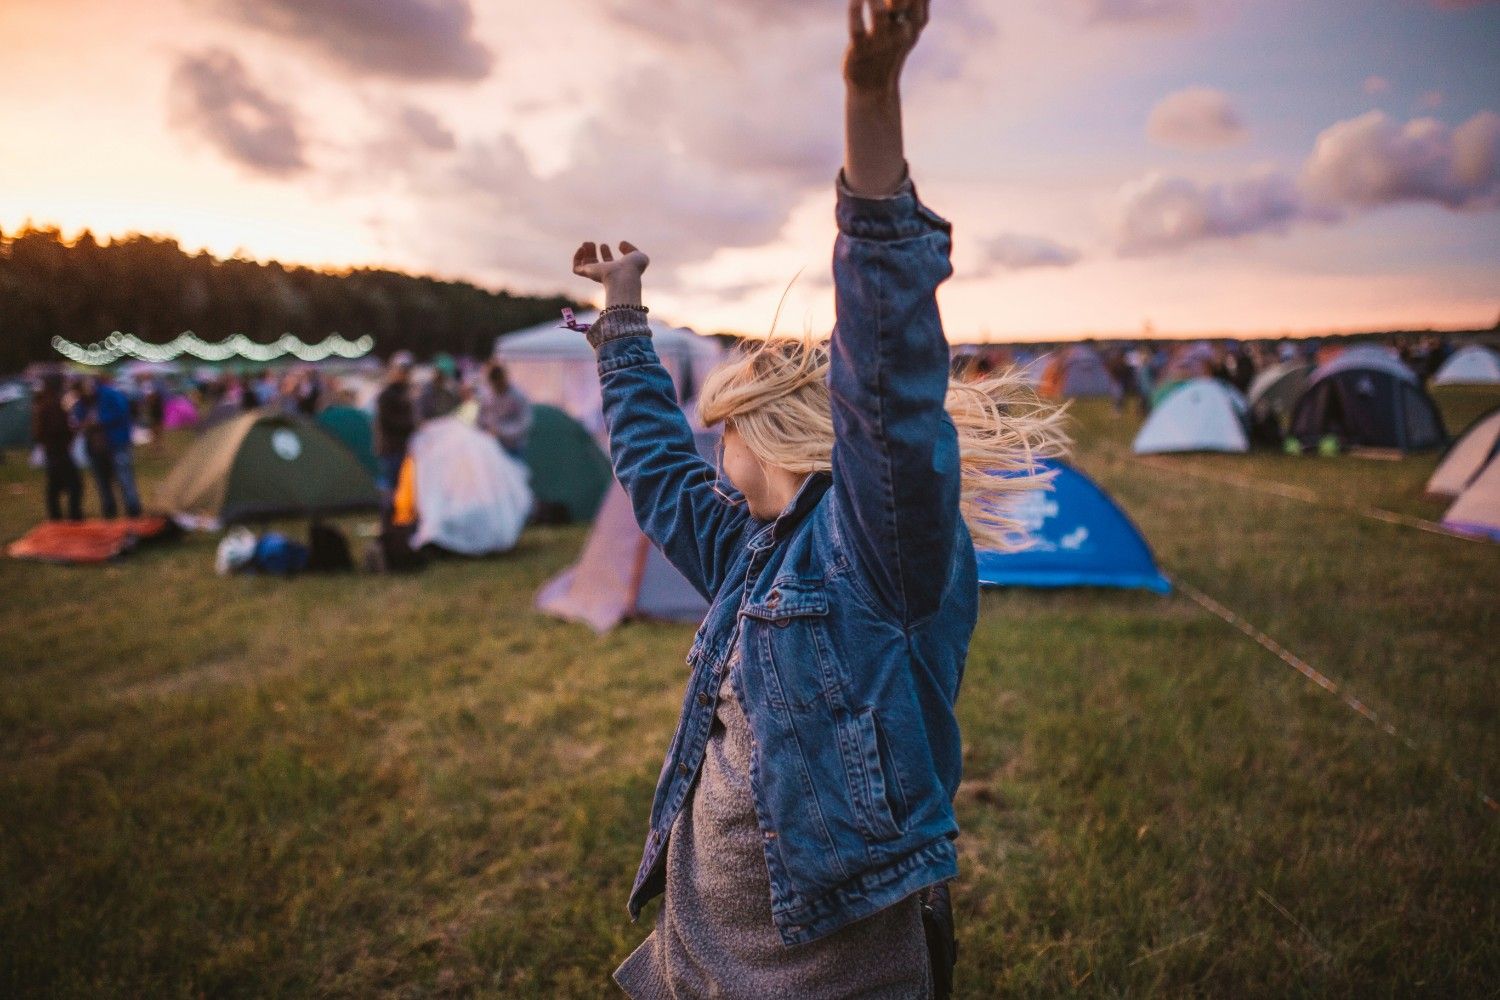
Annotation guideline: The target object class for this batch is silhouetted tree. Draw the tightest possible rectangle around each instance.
[0,225,580,373]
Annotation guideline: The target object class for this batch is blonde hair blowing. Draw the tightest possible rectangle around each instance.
[697,338,1071,552]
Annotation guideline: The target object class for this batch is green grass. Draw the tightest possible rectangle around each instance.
[1,388,1497,997]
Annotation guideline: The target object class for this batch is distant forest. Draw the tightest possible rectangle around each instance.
[0,226,581,373]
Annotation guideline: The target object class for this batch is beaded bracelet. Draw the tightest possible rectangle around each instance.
[599,303,649,319]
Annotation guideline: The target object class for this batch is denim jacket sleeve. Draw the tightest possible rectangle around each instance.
[829,170,959,626]
[594,313,751,600]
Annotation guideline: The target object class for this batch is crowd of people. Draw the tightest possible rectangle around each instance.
[24,355,534,526]
[30,372,143,522]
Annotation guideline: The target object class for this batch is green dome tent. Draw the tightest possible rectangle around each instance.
[317,405,379,477]
[0,383,32,453]
[157,410,380,527]
[1247,361,1314,445]
[522,403,613,523]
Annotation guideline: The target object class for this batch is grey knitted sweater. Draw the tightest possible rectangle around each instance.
[613,643,931,998]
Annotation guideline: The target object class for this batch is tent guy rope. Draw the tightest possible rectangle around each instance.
[1170,573,1498,814]
[1133,455,1483,543]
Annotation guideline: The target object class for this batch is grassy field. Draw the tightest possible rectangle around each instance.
[1,387,1497,998]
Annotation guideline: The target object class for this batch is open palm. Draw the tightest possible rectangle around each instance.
[572,241,650,285]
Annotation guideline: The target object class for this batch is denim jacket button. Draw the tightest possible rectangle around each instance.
[678,763,691,776]
[773,618,791,629]
[696,692,710,706]
[767,591,781,607]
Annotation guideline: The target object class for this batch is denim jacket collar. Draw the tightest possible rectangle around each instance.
[748,471,833,552]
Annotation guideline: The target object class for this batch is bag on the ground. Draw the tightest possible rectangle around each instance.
[215,527,258,576]
[307,522,354,573]
[364,524,427,573]
[252,533,309,576]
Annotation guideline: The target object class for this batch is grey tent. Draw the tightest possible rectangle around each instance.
[1041,345,1116,399]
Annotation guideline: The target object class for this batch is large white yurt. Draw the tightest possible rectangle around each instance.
[494,313,724,434]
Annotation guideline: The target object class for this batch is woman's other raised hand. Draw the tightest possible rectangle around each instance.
[844,0,930,96]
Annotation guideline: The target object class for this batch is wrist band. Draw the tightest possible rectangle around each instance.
[599,303,649,319]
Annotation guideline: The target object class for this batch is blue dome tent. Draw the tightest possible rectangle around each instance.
[977,460,1170,593]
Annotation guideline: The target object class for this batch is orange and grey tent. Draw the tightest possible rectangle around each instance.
[535,429,719,632]
[535,480,709,632]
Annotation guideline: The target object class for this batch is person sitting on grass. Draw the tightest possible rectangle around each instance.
[571,2,1068,996]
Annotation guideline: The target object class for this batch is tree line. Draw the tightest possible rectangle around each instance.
[0,225,581,374]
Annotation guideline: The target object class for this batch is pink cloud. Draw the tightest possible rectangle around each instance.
[1303,110,1500,211]
[982,233,1083,271]
[1148,87,1248,150]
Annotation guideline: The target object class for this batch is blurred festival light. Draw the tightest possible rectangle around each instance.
[50,332,375,365]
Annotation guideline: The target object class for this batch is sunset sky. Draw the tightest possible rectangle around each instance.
[1,0,1496,342]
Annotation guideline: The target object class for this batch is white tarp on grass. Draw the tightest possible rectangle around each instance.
[408,417,533,556]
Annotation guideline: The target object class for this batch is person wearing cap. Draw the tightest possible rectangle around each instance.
[375,352,417,501]
[417,355,461,423]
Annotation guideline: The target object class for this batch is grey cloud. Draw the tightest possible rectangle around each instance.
[1148,87,1248,150]
[221,0,491,80]
[1302,110,1500,211]
[1114,108,1500,255]
[982,233,1083,271]
[169,49,308,176]
[1114,168,1330,256]
[1077,0,1194,24]
[427,124,795,289]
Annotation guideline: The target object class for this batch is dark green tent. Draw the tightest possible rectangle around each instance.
[0,384,32,453]
[522,404,613,523]
[157,410,380,525]
[317,405,379,477]
[1247,361,1313,443]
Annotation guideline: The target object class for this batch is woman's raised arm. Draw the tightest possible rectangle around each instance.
[829,0,962,627]
[570,241,751,600]
[842,0,928,197]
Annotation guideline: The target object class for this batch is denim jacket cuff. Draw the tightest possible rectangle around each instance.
[595,330,659,375]
[588,308,653,350]
[835,166,951,241]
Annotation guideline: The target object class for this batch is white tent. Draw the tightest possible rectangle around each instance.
[494,313,724,434]
[1132,378,1249,454]
[1427,408,1500,498]
[1443,451,1500,542]
[407,417,533,555]
[1433,345,1500,387]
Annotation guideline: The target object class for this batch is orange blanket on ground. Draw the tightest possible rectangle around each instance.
[5,517,175,564]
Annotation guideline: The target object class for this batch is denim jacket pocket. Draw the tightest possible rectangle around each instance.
[837,706,908,843]
[742,584,835,714]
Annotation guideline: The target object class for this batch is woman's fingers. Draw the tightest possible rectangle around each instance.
[849,0,867,39]
[572,241,598,276]
[600,244,615,263]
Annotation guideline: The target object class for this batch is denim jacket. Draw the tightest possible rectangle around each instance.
[593,173,973,947]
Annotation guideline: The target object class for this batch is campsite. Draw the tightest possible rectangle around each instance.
[2,371,1495,996]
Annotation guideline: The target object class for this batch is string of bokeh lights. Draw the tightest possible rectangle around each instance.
[51,332,375,366]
